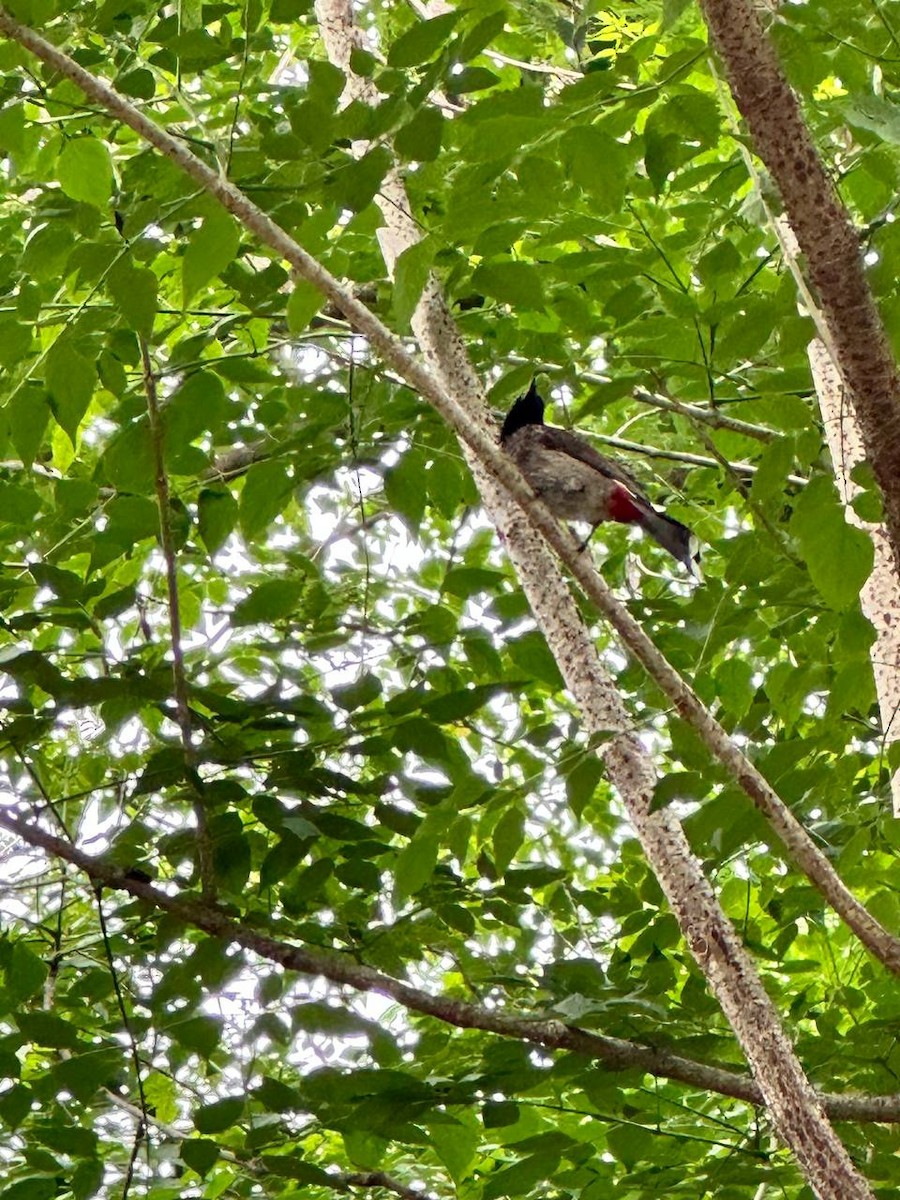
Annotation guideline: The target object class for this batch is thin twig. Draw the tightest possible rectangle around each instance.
[93,885,151,1186]
[139,338,214,897]
[586,431,806,485]
[633,387,777,442]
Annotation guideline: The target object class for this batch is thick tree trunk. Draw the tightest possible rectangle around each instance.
[809,340,900,816]
[701,0,900,579]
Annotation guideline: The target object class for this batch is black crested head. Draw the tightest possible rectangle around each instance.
[500,380,545,442]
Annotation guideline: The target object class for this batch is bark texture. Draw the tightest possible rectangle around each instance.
[701,0,900,577]
[0,7,885,1191]
[809,340,900,816]
[3,1,895,976]
[314,4,875,1194]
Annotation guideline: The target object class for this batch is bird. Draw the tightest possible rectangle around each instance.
[500,380,701,577]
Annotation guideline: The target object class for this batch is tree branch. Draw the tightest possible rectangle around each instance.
[0,5,897,973]
[633,388,777,442]
[585,431,807,484]
[1,807,898,1126]
[0,13,892,1189]
[312,6,877,1195]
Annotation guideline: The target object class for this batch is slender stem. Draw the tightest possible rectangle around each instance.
[140,338,214,897]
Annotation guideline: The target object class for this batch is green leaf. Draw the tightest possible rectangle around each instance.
[253,1077,303,1112]
[101,420,155,492]
[393,236,436,329]
[0,317,32,366]
[844,94,900,143]
[327,146,392,212]
[239,460,294,537]
[3,943,47,1003]
[56,138,113,208]
[22,223,74,283]
[561,127,628,214]
[259,1155,332,1183]
[482,1100,519,1128]
[71,1158,103,1200]
[424,684,500,722]
[107,261,158,337]
[449,66,500,93]
[0,103,25,155]
[8,390,50,467]
[17,1011,83,1049]
[457,9,507,62]
[181,1139,219,1176]
[51,1050,122,1104]
[443,567,507,598]
[430,1118,478,1184]
[35,1124,97,1156]
[395,107,444,162]
[233,578,307,626]
[716,659,755,720]
[183,210,241,305]
[394,804,455,902]
[164,370,230,459]
[564,756,604,819]
[696,238,742,282]
[387,12,459,68]
[492,803,524,875]
[342,1129,387,1169]
[471,260,545,310]
[104,495,159,545]
[384,450,427,529]
[749,436,795,502]
[0,1178,57,1200]
[198,487,238,553]
[483,1153,559,1199]
[194,1096,244,1135]
[332,672,382,710]
[790,476,874,610]
[662,0,693,27]
[115,67,156,99]
[0,1085,32,1129]
[45,340,96,445]
[507,630,564,689]
[170,1015,221,1058]
[286,279,323,333]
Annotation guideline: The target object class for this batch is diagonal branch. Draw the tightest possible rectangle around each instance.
[1,0,894,980]
[632,387,777,442]
[1,6,897,988]
[1,807,899,1126]
[585,430,807,485]
[0,15,891,1189]
[314,6,875,1196]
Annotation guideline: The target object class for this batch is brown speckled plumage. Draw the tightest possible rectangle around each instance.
[501,383,700,577]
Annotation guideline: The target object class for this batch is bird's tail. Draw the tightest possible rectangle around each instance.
[639,509,702,579]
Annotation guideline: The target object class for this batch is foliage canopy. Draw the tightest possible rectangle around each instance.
[0,0,899,1197]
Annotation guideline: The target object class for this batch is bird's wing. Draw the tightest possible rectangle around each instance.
[537,427,652,504]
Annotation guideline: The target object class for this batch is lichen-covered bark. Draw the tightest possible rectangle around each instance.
[314,3,876,1193]
[809,340,900,816]
[0,3,880,1188]
[6,0,893,975]
[701,0,900,578]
